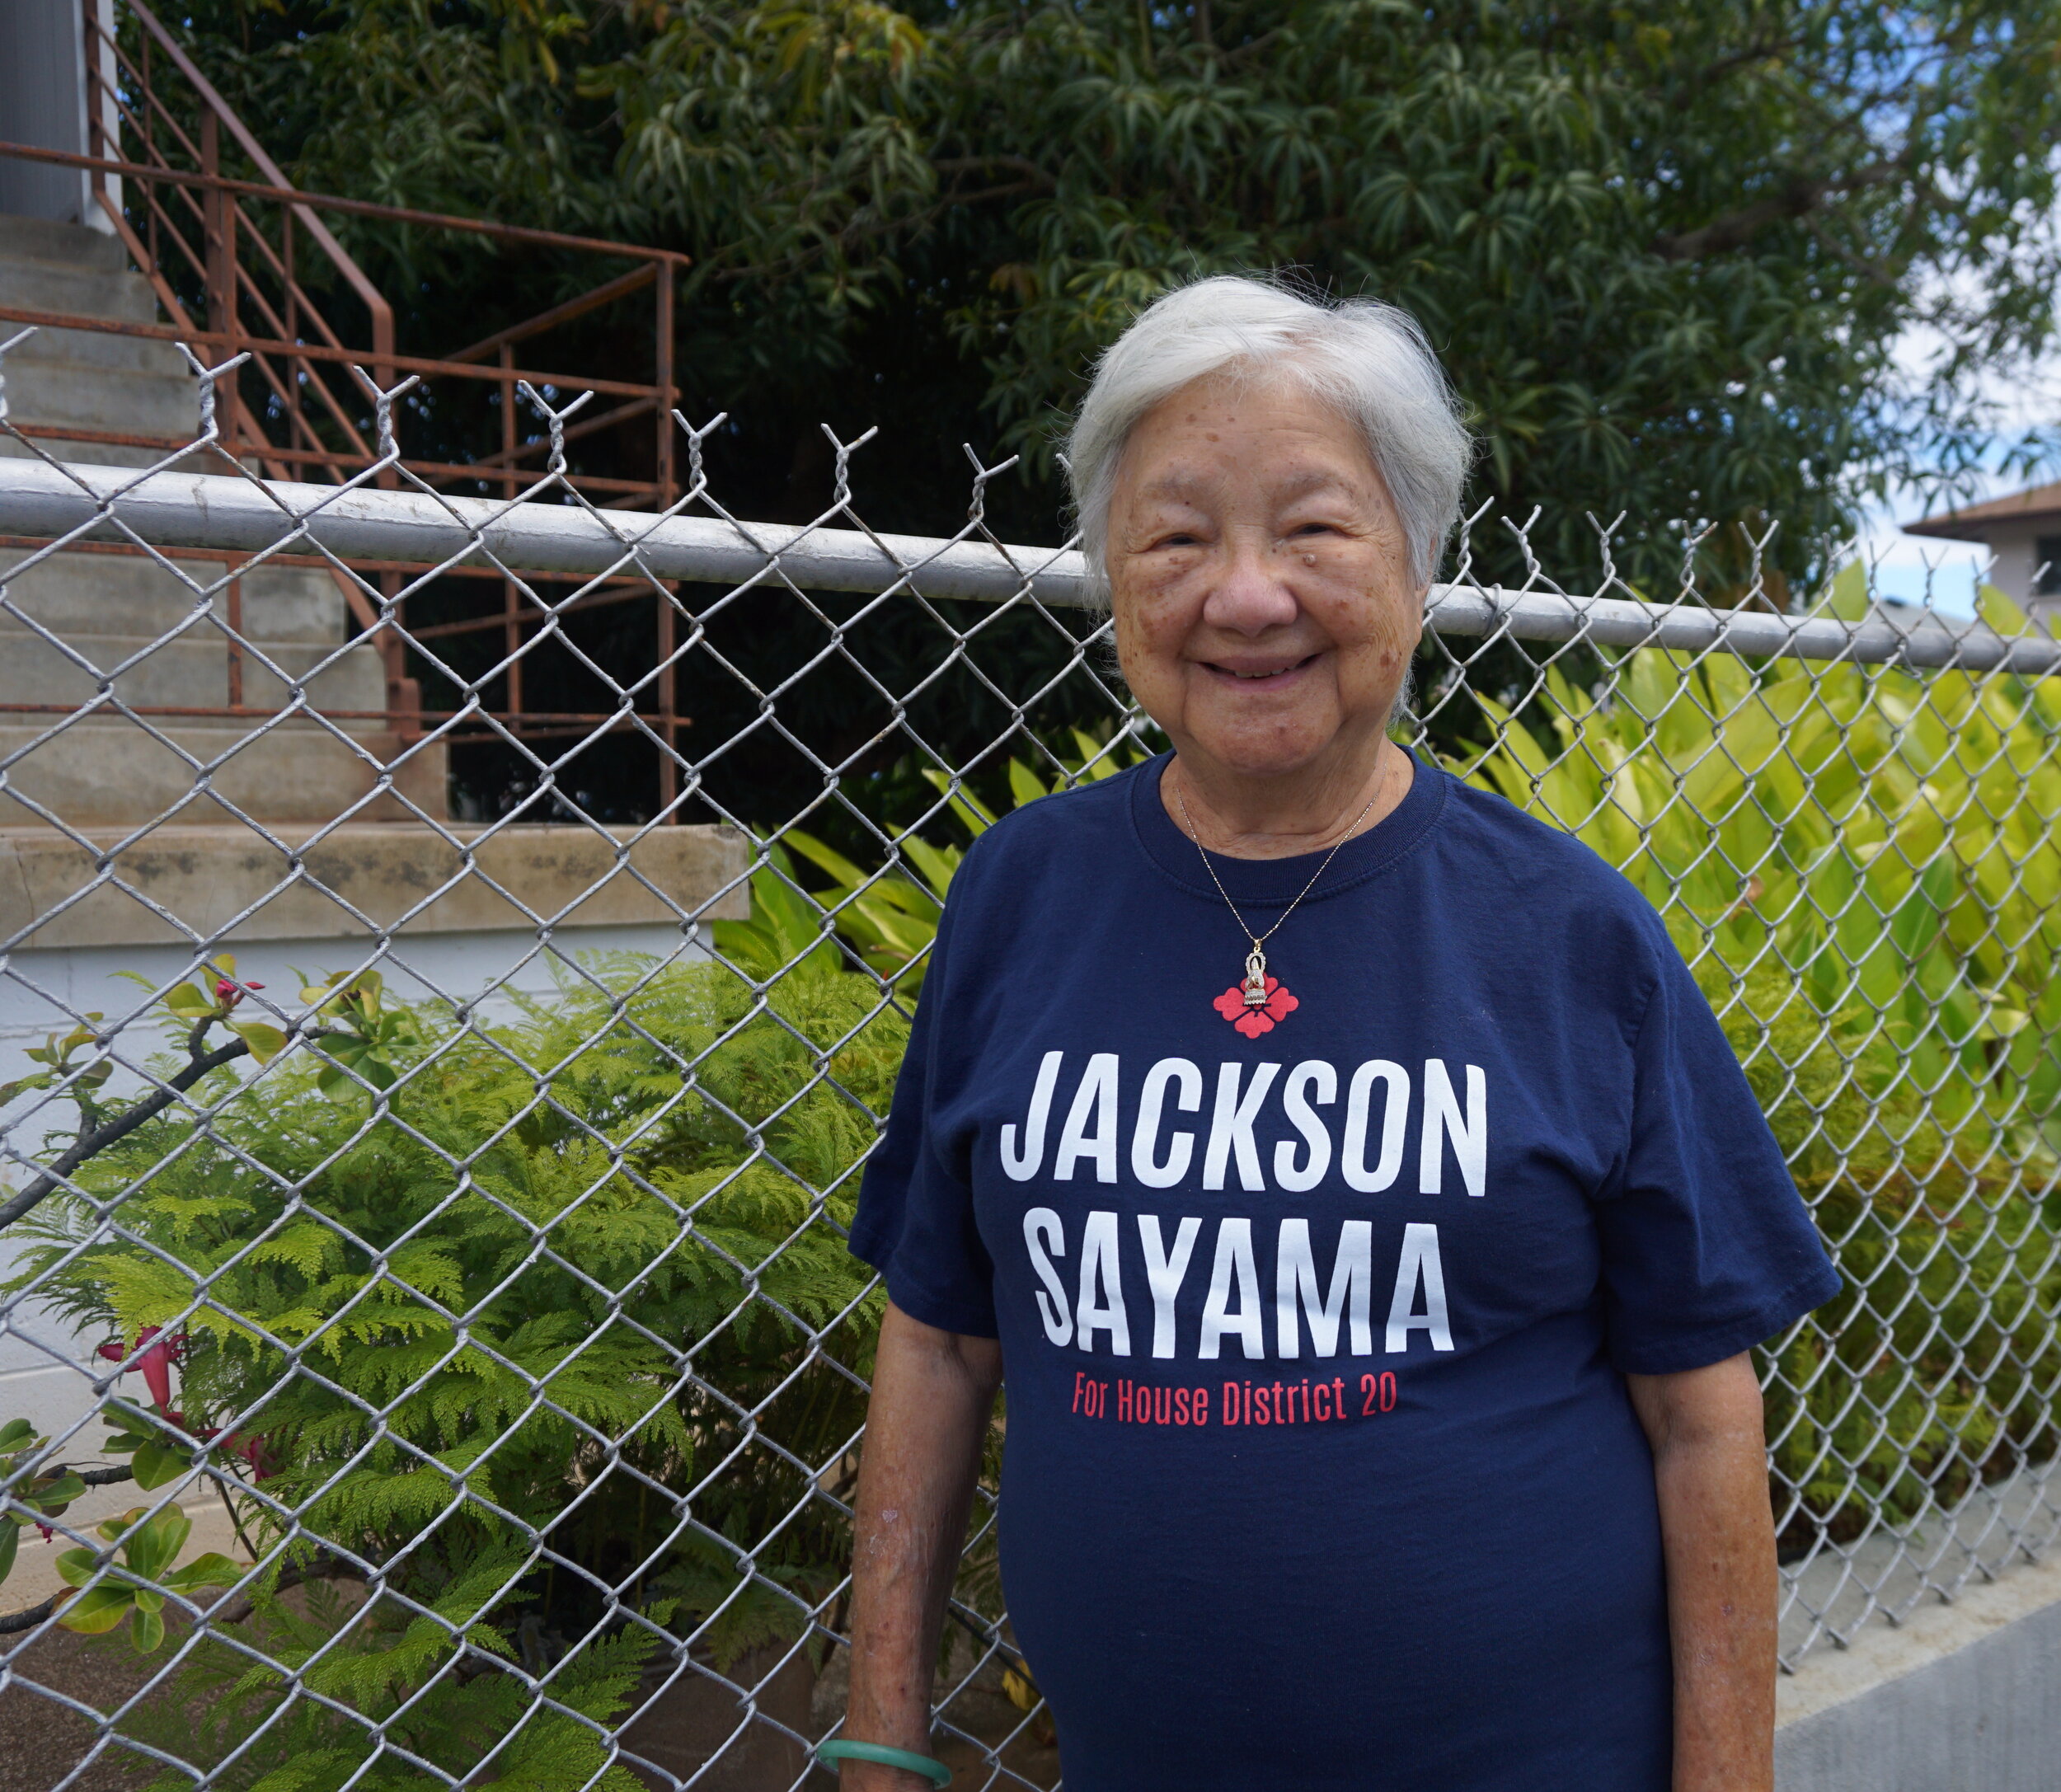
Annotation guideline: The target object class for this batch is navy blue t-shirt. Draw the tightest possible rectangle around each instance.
[851,753,1838,1792]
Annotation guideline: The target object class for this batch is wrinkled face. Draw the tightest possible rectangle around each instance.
[1106,369,1422,781]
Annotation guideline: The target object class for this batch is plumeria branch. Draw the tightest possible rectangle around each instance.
[0,964,336,1231]
[0,1030,259,1231]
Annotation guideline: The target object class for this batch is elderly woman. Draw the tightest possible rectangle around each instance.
[824,278,1838,1792]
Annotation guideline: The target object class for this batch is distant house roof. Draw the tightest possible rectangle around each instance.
[1907,478,2061,538]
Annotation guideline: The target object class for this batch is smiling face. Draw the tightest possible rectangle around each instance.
[1106,368,1423,802]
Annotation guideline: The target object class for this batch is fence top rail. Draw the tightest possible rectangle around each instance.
[0,454,2054,675]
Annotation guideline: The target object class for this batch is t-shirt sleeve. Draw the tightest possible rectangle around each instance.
[1594,933,1843,1375]
[847,882,999,1337]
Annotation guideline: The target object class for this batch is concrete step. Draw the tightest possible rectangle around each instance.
[0,353,205,440]
[1,546,350,645]
[0,627,387,711]
[0,213,132,276]
[1,312,193,378]
[0,718,448,828]
[0,255,161,327]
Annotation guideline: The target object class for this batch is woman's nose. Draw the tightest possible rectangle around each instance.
[1200,533,1302,635]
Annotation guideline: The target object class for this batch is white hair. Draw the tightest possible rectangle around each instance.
[1065,275,1472,595]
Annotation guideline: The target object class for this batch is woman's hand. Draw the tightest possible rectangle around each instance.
[840,1301,1004,1790]
[1627,1353,1777,1792]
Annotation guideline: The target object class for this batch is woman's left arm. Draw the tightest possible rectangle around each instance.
[1626,1352,1777,1792]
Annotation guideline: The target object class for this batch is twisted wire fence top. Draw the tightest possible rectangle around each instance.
[0,343,2055,1791]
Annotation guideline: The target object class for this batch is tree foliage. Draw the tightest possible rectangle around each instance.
[182,0,2061,582]
[156,1,2061,835]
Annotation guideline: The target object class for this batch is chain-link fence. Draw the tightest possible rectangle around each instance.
[2,341,2059,1791]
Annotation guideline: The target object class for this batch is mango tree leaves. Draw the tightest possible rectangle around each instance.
[176,0,2061,598]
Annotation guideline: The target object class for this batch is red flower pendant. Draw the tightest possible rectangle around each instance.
[1213,975,1299,1039]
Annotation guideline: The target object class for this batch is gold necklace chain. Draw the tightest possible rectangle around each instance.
[1174,758,1387,1009]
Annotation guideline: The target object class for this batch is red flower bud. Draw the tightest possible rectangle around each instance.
[227,1433,277,1480]
[128,1325,181,1414]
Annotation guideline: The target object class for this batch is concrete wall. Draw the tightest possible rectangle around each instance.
[0,1,93,228]
[1982,521,2044,610]
[1777,1555,2061,1792]
[0,820,747,948]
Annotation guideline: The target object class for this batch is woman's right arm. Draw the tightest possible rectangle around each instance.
[840,1299,1005,1790]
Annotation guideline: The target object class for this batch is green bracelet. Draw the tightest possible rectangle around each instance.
[813,1738,952,1787]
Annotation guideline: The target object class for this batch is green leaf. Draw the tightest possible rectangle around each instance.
[921,768,997,836]
[0,1519,16,1583]
[783,828,872,888]
[130,1441,188,1490]
[57,1584,134,1634]
[24,1471,86,1514]
[54,1546,101,1590]
[122,1506,191,1580]
[897,836,960,900]
[1007,758,1050,808]
[314,1063,356,1100]
[1977,583,2030,637]
[0,1418,35,1452]
[163,983,216,1017]
[164,1551,243,1592]
[128,1603,166,1653]
[229,1022,288,1064]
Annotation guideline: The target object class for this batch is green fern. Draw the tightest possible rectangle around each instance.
[6,950,900,1769]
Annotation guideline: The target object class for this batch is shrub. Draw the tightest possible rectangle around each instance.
[1450,581,2061,1536]
[5,941,899,1789]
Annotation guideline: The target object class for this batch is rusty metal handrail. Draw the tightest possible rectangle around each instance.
[110,0,393,362]
[0,1,690,787]
[0,298,676,406]
[0,139,692,272]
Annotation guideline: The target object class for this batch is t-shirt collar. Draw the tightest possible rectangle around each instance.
[1128,745,1449,908]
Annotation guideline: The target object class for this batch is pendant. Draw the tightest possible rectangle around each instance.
[1212,950,1300,1039]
